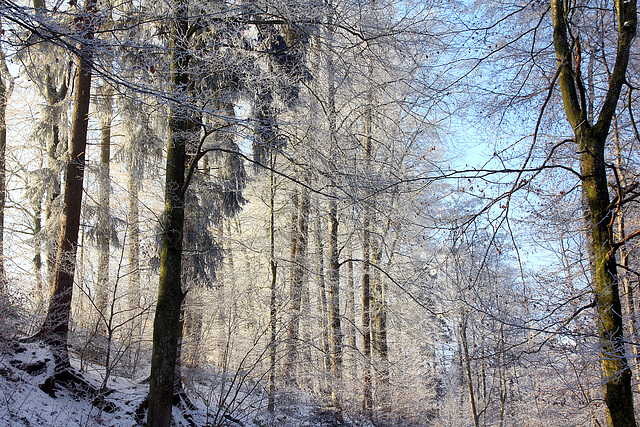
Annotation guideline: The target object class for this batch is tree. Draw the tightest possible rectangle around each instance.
[551,0,637,425]
[282,187,310,385]
[146,0,193,422]
[0,17,14,294]
[22,0,73,291]
[95,83,113,337]
[39,0,98,372]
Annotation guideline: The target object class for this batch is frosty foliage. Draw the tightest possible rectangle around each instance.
[0,0,635,425]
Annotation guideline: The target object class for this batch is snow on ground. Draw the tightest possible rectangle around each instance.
[0,341,147,426]
[0,340,348,426]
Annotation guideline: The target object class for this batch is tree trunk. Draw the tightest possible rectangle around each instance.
[283,188,310,385]
[551,1,637,425]
[461,318,479,427]
[361,69,374,412]
[267,151,277,411]
[0,19,14,295]
[612,113,640,394]
[327,198,342,399]
[43,66,70,285]
[346,244,356,380]
[126,135,142,376]
[96,88,112,335]
[371,238,388,402]
[315,206,330,392]
[33,200,43,293]
[282,189,300,384]
[39,0,96,369]
[362,204,373,413]
[0,70,8,293]
[147,0,191,423]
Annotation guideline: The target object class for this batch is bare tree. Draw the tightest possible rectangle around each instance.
[551,0,637,424]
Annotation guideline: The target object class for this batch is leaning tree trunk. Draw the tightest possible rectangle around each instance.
[551,1,636,425]
[146,0,191,424]
[39,0,96,369]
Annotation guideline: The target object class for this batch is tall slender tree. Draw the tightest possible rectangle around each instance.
[39,0,98,371]
[95,85,113,336]
[146,0,192,422]
[0,18,14,294]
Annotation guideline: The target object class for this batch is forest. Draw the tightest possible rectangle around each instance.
[0,0,638,426]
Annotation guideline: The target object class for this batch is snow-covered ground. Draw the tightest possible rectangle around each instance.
[0,340,148,426]
[0,340,346,426]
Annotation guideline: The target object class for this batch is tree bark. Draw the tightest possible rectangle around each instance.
[361,70,374,412]
[267,151,277,411]
[96,87,112,335]
[371,238,388,398]
[126,134,141,308]
[126,133,142,376]
[612,113,640,394]
[283,188,310,385]
[461,318,479,427]
[346,245,356,379]
[0,63,9,293]
[327,198,342,398]
[39,0,96,369]
[33,199,43,293]
[44,66,70,285]
[362,203,373,413]
[315,206,330,391]
[551,1,637,425]
[147,0,191,423]
[282,189,300,384]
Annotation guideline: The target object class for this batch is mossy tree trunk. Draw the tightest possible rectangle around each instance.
[551,0,636,425]
[146,0,191,424]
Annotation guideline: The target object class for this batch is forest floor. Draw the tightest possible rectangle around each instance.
[0,339,347,426]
